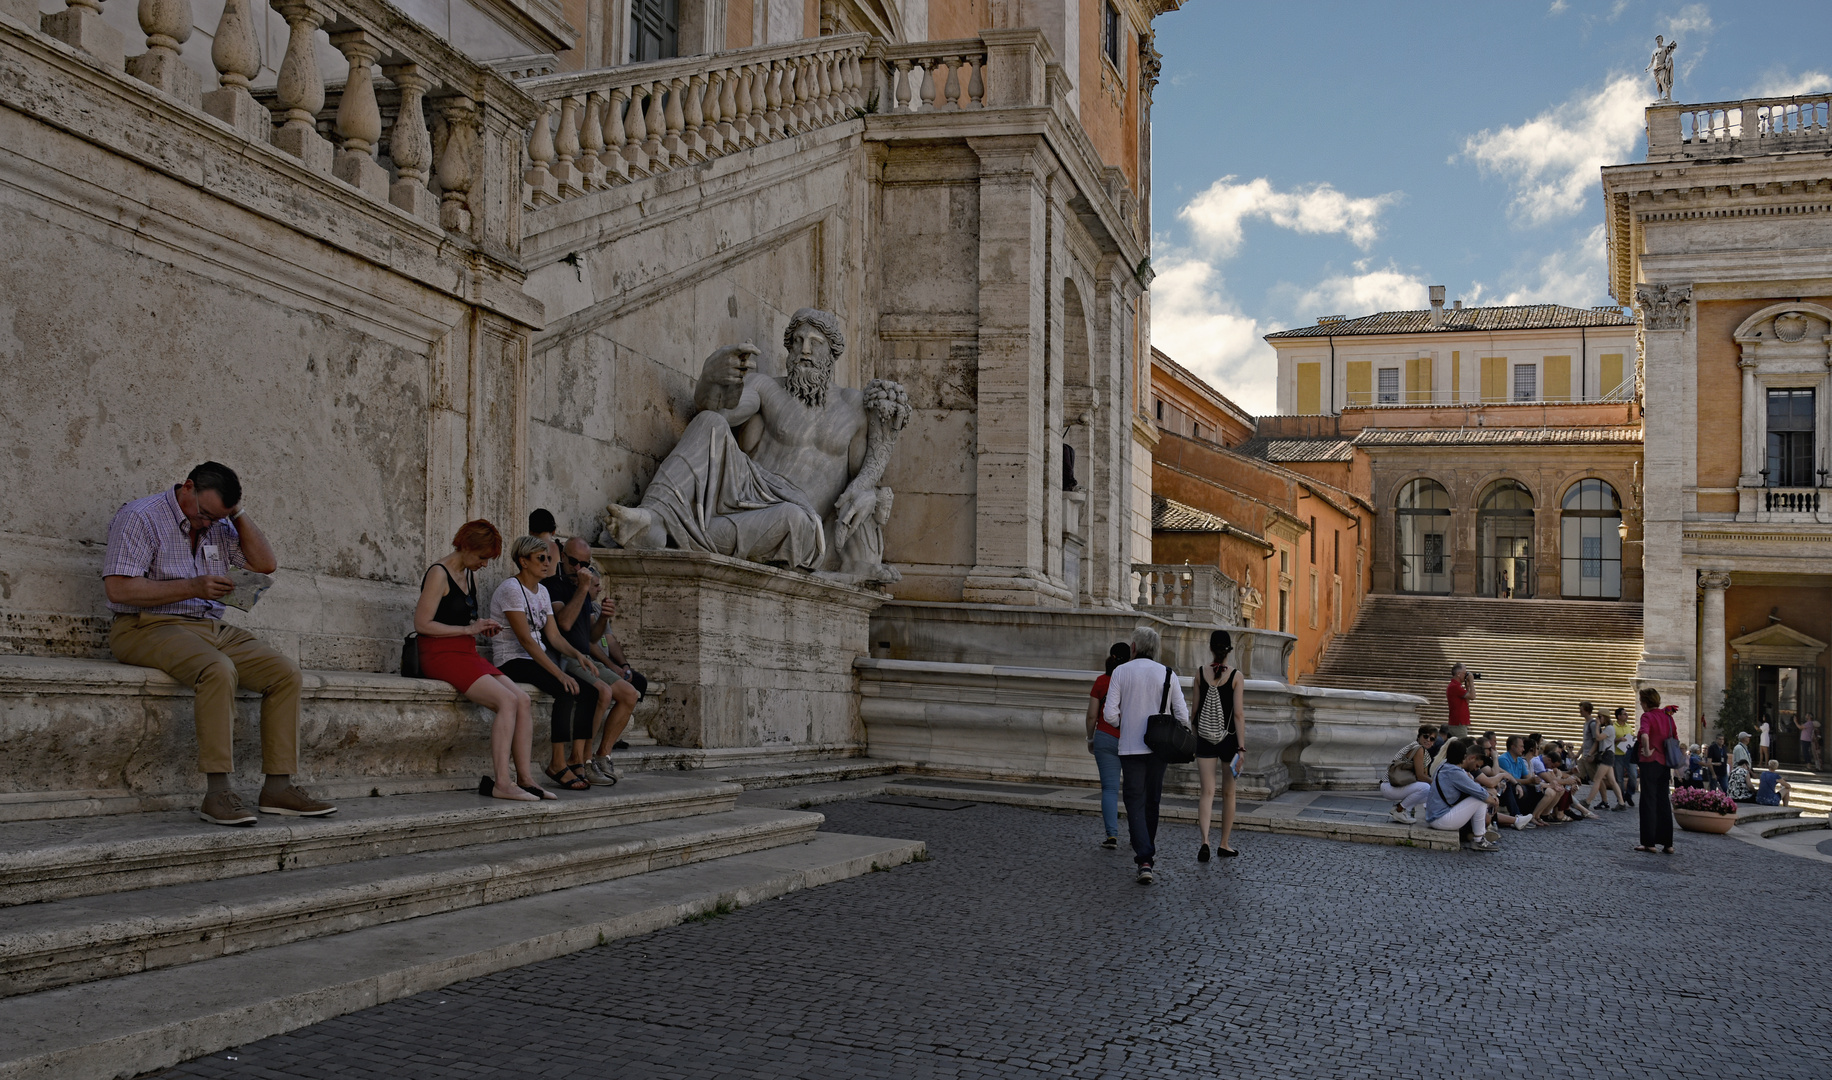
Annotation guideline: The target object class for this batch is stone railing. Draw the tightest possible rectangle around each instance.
[1647,93,1832,161]
[23,0,535,243]
[1764,488,1823,513]
[516,33,871,207]
[875,39,988,111]
[1131,563,1241,626]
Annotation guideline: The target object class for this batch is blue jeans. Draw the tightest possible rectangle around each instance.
[1615,756,1638,802]
[1090,730,1122,839]
[1121,753,1168,866]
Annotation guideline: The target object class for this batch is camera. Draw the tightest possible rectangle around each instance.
[1469,672,1484,680]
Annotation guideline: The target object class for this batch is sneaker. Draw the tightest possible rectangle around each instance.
[1198,843,1211,863]
[1483,830,1501,844]
[1101,835,1118,849]
[582,762,617,787]
[257,786,337,817]
[1136,864,1154,885]
[198,790,258,826]
[1512,816,1530,830]
[1612,803,1630,812]
[1389,808,1414,825]
[1470,838,1500,852]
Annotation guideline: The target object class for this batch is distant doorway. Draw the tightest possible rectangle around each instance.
[1478,480,1535,598]
[1396,478,1451,594]
[1560,479,1623,599]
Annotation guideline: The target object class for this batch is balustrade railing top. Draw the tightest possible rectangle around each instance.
[516,33,871,208]
[1647,92,1832,161]
[25,0,539,251]
[1132,563,1241,626]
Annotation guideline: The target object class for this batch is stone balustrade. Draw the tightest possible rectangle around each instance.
[1647,93,1832,161]
[1131,563,1241,626]
[517,33,871,208]
[875,39,988,112]
[24,0,536,242]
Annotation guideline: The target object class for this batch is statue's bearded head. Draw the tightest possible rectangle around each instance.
[783,308,845,409]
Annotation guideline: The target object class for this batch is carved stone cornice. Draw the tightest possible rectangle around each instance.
[1635,283,1692,332]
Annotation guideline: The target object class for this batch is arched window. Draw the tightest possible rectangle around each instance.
[1560,479,1622,599]
[1396,478,1451,594]
[1478,480,1535,598]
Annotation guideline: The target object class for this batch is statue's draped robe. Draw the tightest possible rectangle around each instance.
[638,411,826,569]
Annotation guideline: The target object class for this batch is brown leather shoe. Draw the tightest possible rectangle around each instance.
[258,786,337,817]
[198,790,258,826]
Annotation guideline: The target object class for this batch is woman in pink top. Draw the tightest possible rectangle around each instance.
[1634,687,1680,854]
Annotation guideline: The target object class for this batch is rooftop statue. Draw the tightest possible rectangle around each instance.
[1647,35,1677,102]
[603,308,911,588]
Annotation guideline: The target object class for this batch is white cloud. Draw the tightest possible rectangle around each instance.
[1290,265,1429,319]
[1148,254,1278,413]
[1663,3,1714,80]
[1473,224,1612,307]
[1750,69,1832,97]
[1178,176,1398,258]
[1548,0,1569,13]
[1461,74,1645,225]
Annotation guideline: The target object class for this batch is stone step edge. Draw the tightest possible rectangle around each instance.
[873,781,1462,852]
[0,831,926,1080]
[0,808,824,1000]
[1753,817,1830,839]
[0,781,742,908]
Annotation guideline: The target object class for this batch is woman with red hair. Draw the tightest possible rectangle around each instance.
[412,519,550,801]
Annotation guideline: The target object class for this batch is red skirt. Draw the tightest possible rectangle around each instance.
[419,634,503,692]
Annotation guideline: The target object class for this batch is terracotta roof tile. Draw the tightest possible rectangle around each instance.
[1265,304,1633,339]
[1233,436,1357,463]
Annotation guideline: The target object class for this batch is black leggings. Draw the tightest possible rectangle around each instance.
[499,657,594,745]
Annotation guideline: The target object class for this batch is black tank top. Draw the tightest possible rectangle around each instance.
[425,564,477,627]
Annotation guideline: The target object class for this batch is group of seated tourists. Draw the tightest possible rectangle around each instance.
[101,461,647,827]
[1381,723,1611,853]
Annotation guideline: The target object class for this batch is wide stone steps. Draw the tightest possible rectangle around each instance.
[0,804,819,999]
[1308,595,1644,742]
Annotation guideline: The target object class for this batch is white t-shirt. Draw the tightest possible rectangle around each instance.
[490,577,553,666]
[1759,722,1771,747]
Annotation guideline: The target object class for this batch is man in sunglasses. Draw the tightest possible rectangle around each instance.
[102,461,335,826]
[546,536,641,783]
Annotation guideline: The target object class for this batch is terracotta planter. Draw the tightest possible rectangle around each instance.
[1674,808,1736,834]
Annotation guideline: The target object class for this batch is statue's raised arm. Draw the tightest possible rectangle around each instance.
[692,342,764,423]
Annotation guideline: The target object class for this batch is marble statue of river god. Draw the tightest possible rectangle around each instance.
[603,308,911,587]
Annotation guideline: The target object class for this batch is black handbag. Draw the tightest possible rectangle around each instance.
[1143,665,1197,764]
[401,632,422,678]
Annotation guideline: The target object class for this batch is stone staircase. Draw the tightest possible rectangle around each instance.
[1305,595,1644,743]
[0,773,921,1080]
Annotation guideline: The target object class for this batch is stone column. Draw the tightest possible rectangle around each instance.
[962,134,1069,606]
[1635,283,1700,735]
[1737,353,1761,487]
[1698,570,1731,736]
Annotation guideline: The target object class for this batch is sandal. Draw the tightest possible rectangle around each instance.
[1633,845,1656,853]
[544,764,590,791]
[520,783,558,801]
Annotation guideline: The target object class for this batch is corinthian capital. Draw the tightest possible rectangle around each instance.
[1635,283,1692,332]
[1698,570,1732,591]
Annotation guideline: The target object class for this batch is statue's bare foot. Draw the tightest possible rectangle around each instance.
[604,504,667,549]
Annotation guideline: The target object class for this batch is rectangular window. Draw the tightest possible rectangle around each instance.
[1377,367,1400,404]
[1296,362,1322,414]
[1599,353,1626,398]
[1580,535,1602,578]
[1333,530,1340,574]
[1332,577,1342,634]
[1767,388,1817,487]
[1309,518,1316,561]
[1279,548,1289,575]
[1309,571,1318,629]
[630,0,680,60]
[1154,398,1163,421]
[1424,533,1445,575]
[1543,356,1571,401]
[1278,589,1289,633]
[1406,357,1432,403]
[1451,351,1461,403]
[1480,357,1507,402]
[1102,1,1121,70]
[1346,362,1372,406]
[1513,363,1537,401]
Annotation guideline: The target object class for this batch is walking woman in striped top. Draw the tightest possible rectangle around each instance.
[1194,629,1246,861]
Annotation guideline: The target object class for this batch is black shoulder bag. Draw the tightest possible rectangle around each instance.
[1143,665,1197,764]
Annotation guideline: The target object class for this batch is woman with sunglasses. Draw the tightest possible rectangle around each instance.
[490,535,596,791]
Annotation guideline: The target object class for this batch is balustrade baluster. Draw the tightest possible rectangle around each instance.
[763,61,785,137]
[966,53,984,107]
[718,66,742,148]
[695,72,722,157]
[793,56,814,129]
[642,80,666,163]
[382,63,439,223]
[128,0,201,104]
[846,50,864,110]
[42,0,125,70]
[579,93,610,186]
[549,94,585,194]
[734,65,758,146]
[203,0,265,140]
[779,60,800,133]
[435,97,476,235]
[272,3,333,174]
[940,55,961,110]
[817,51,837,123]
[918,58,939,111]
[893,59,914,112]
[522,101,557,204]
[661,77,688,165]
[616,85,649,176]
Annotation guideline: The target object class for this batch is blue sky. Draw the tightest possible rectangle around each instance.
[1146,0,1831,412]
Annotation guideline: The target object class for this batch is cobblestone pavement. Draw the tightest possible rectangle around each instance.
[160,798,1831,1080]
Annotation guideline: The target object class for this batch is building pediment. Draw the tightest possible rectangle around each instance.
[1729,621,1829,666]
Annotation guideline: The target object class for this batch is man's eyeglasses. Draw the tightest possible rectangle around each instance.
[565,556,590,569]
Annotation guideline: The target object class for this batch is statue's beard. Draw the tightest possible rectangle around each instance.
[785,356,833,408]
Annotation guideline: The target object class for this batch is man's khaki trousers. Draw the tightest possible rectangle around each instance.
[109,613,302,775]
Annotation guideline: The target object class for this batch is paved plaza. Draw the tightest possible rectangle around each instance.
[158,798,1827,1080]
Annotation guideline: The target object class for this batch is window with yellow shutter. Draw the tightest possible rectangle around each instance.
[1346,362,1372,407]
[1480,357,1507,402]
[1407,357,1433,403]
[1296,362,1321,414]
[1599,353,1626,398]
[1543,356,1571,401]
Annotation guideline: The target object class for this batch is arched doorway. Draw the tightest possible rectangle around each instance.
[1478,480,1535,598]
[1396,478,1451,594]
[1560,479,1622,599]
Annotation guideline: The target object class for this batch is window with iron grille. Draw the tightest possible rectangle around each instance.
[1377,367,1399,403]
[1102,2,1122,69]
[1513,363,1537,401]
[1767,388,1816,487]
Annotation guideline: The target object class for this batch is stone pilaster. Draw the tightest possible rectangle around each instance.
[1697,570,1731,734]
[1634,282,1699,736]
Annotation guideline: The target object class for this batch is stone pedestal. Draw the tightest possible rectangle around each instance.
[595,549,885,750]
[1289,685,1426,790]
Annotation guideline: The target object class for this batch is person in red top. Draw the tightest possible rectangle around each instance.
[1634,687,1681,854]
[1085,642,1131,849]
[1446,663,1474,736]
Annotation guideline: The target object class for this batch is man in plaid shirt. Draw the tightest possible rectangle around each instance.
[104,462,335,825]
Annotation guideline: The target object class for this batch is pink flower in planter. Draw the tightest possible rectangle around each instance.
[1671,788,1737,814]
